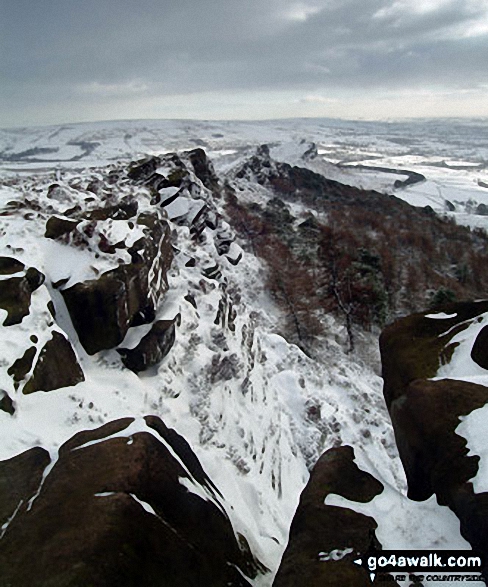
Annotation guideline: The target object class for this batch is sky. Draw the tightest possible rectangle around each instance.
[1,0,488,127]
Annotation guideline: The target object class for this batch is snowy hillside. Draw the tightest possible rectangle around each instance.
[1,118,487,586]
[2,117,488,231]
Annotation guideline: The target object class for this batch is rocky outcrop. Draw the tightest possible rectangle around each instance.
[0,416,265,587]
[380,300,488,409]
[0,446,51,532]
[118,319,176,373]
[186,148,222,195]
[61,211,172,355]
[380,301,488,578]
[273,446,389,587]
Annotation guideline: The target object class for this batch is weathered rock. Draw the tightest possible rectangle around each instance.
[45,215,80,240]
[46,183,70,202]
[380,300,488,408]
[127,155,161,183]
[118,319,176,373]
[22,331,85,394]
[273,446,388,587]
[0,390,15,415]
[7,346,36,388]
[0,447,50,530]
[61,212,172,355]
[202,263,221,280]
[0,265,45,326]
[380,302,488,579]
[186,148,221,195]
[471,325,488,370]
[210,353,241,383]
[0,257,25,275]
[0,416,264,587]
[85,198,138,221]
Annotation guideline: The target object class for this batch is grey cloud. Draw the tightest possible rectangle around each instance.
[1,0,488,124]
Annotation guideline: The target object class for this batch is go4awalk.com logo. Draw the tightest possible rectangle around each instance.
[353,550,486,583]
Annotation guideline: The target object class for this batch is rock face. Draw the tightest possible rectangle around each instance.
[0,259,44,326]
[273,446,388,587]
[22,331,85,394]
[118,319,176,373]
[61,211,172,355]
[380,301,488,577]
[471,325,488,370]
[0,446,51,530]
[0,416,264,587]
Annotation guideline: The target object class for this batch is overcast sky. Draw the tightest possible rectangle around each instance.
[1,0,488,127]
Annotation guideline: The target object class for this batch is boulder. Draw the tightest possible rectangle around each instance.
[380,300,488,408]
[118,319,176,373]
[85,198,138,221]
[0,416,264,587]
[273,446,388,587]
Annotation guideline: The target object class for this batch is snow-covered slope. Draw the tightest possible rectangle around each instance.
[2,117,488,231]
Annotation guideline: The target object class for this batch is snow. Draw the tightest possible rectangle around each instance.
[164,196,191,219]
[129,493,158,516]
[318,548,353,562]
[325,485,471,552]
[425,312,458,319]
[457,406,488,494]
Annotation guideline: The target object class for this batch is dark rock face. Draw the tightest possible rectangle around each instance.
[0,416,263,587]
[7,346,37,388]
[7,332,84,394]
[22,331,85,394]
[0,262,45,326]
[0,447,51,530]
[471,325,488,370]
[380,300,488,408]
[118,319,176,373]
[0,391,15,415]
[127,155,162,183]
[61,212,172,355]
[0,257,25,275]
[186,148,221,195]
[380,301,488,579]
[273,446,388,587]
[45,215,81,240]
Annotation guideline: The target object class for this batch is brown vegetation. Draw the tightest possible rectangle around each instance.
[225,163,488,352]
